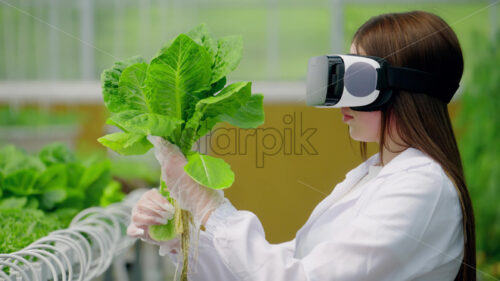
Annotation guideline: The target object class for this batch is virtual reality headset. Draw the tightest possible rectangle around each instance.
[306,54,460,111]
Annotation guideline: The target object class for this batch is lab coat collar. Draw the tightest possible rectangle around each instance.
[344,152,381,180]
[347,147,430,179]
[321,147,430,216]
[377,147,432,178]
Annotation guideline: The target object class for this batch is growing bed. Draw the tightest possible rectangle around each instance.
[0,189,145,281]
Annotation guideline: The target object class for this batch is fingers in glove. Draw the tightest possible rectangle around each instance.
[132,206,171,226]
[136,189,175,217]
[141,188,168,204]
[135,204,173,221]
[127,223,158,244]
[140,192,174,215]
[127,223,146,238]
[143,189,175,213]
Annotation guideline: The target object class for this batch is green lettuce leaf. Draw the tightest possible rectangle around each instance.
[25,197,39,209]
[207,77,227,96]
[98,132,153,155]
[149,219,177,241]
[38,143,76,166]
[100,180,125,207]
[66,162,85,189]
[77,157,109,191]
[219,93,265,128]
[3,168,40,196]
[115,62,150,112]
[41,187,67,210]
[107,110,183,137]
[179,82,252,152]
[146,34,212,121]
[34,164,67,192]
[78,158,112,208]
[56,189,85,210]
[211,35,243,83]
[195,82,252,121]
[102,56,147,113]
[1,152,45,176]
[186,23,218,66]
[0,197,27,209]
[0,145,25,171]
[184,152,234,189]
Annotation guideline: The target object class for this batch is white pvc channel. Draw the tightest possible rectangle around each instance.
[0,189,146,281]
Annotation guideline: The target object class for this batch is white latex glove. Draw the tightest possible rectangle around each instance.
[147,135,225,226]
[127,188,180,255]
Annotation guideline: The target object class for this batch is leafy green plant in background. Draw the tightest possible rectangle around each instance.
[0,107,80,127]
[0,143,125,253]
[110,159,160,186]
[0,209,63,254]
[98,24,265,280]
[457,34,500,279]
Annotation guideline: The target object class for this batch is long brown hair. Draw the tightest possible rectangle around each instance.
[353,11,476,280]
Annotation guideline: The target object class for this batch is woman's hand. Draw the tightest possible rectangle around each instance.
[127,188,180,255]
[147,135,224,226]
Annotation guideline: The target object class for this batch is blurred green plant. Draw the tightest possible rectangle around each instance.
[0,142,125,253]
[457,33,500,279]
[110,158,160,188]
[0,107,80,127]
[0,209,64,254]
[76,145,161,191]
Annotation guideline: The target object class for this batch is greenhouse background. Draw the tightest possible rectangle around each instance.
[0,0,499,280]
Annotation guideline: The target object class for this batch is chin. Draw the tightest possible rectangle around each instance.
[351,135,369,142]
[349,129,378,143]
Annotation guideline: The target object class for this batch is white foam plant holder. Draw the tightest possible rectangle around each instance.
[0,189,147,281]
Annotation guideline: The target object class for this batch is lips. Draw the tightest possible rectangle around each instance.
[342,114,353,122]
[341,108,354,122]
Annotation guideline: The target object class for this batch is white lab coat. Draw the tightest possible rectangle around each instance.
[173,147,464,281]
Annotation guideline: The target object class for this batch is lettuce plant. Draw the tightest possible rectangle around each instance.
[0,143,125,253]
[99,24,264,190]
[0,143,123,218]
[0,209,63,253]
[98,24,264,280]
[0,143,121,219]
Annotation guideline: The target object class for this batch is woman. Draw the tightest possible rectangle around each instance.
[127,11,475,280]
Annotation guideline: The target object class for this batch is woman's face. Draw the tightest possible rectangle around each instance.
[341,44,382,143]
